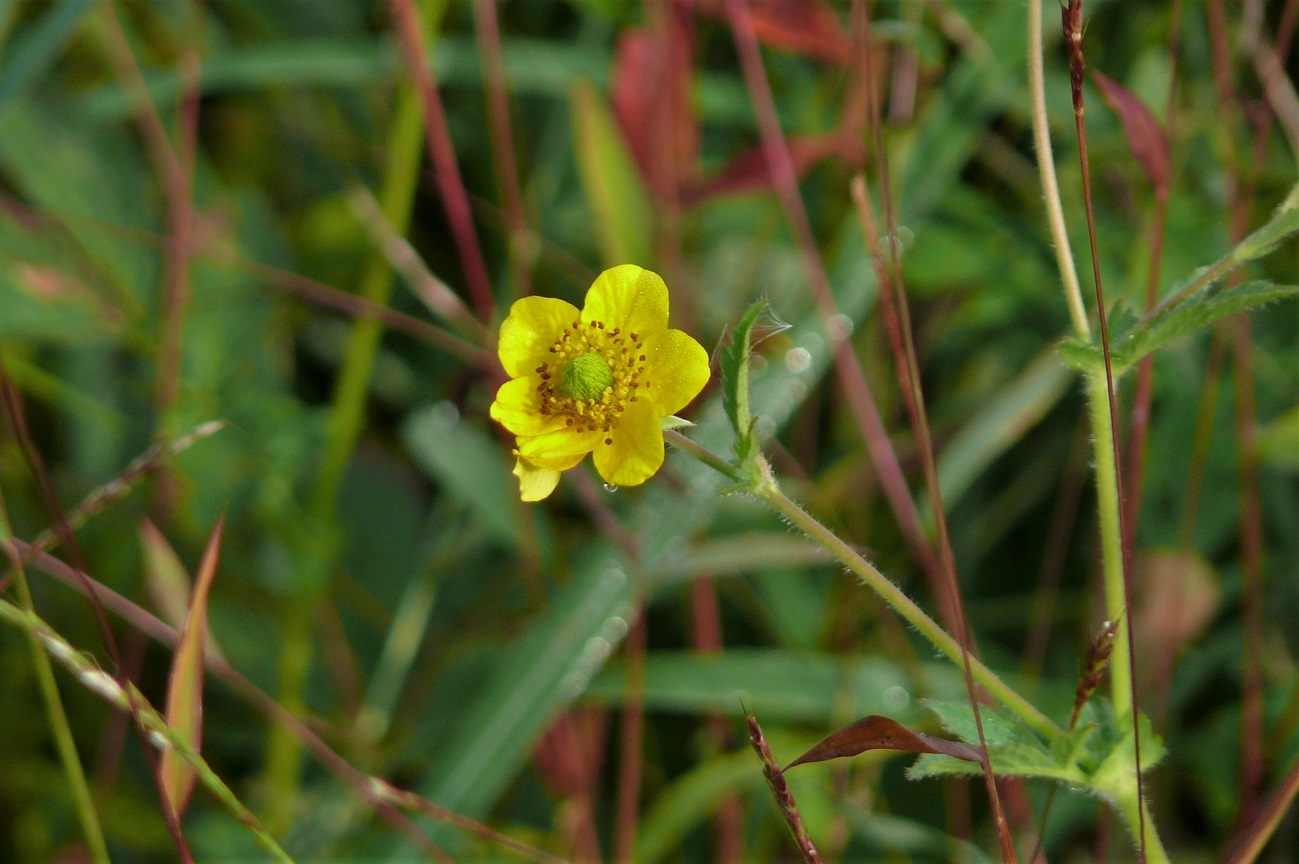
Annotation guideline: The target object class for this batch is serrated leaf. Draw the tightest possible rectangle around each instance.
[923,699,1046,751]
[909,743,1082,784]
[721,298,771,461]
[1231,180,1299,264]
[158,515,225,820]
[1111,281,1299,374]
[1090,712,1165,795]
[1060,281,1299,377]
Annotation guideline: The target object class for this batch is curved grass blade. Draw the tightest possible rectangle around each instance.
[159,515,225,819]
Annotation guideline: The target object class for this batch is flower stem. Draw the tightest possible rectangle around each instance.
[664,431,1060,742]
[1087,375,1132,717]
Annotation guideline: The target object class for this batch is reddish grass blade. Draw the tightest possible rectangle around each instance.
[785,715,981,771]
[1221,756,1299,864]
[698,0,852,64]
[1090,69,1170,195]
[683,132,861,204]
[158,515,225,819]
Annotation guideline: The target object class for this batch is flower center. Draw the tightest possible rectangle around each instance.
[534,319,652,444]
[558,353,614,401]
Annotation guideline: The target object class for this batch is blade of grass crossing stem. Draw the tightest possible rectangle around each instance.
[585,649,933,725]
[159,515,225,819]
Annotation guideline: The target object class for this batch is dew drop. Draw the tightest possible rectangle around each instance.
[603,483,619,493]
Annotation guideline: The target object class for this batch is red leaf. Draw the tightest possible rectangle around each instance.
[784,715,981,772]
[698,0,852,65]
[683,131,863,204]
[610,7,698,197]
[1091,69,1170,194]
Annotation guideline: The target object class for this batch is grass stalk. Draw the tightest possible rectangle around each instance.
[1,542,110,864]
[0,595,294,863]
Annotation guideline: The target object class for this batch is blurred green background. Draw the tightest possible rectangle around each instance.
[0,0,1296,861]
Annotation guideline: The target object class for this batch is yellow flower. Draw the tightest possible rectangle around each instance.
[491,265,710,501]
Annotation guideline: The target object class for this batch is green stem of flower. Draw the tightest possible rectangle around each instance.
[1087,375,1132,718]
[664,430,1060,742]
[663,429,743,483]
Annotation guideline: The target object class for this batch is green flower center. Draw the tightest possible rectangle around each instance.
[557,353,614,401]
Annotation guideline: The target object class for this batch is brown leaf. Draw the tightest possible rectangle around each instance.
[158,515,225,819]
[784,715,981,772]
[1091,69,1170,194]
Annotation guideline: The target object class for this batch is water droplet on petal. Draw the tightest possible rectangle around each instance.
[603,483,619,493]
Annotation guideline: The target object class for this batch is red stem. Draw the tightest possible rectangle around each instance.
[1063,2,1146,859]
[472,0,532,299]
[390,0,496,322]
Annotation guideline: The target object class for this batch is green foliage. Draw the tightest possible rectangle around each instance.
[0,1,1294,862]
[911,700,1165,804]
[720,297,771,465]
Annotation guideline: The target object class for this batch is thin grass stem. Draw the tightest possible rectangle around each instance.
[0,536,110,864]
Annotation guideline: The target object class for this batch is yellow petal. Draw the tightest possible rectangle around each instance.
[490,377,566,436]
[512,456,561,502]
[593,397,663,487]
[498,296,580,378]
[582,265,668,337]
[517,426,601,469]
[641,328,710,417]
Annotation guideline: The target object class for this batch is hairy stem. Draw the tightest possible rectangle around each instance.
[664,431,1060,742]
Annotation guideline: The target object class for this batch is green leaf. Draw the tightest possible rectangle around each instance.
[1089,711,1165,795]
[1258,405,1299,471]
[1059,281,1299,376]
[402,402,516,548]
[909,743,1081,783]
[721,298,773,463]
[418,548,634,851]
[634,751,764,864]
[588,649,929,725]
[569,78,651,267]
[1112,281,1299,373]
[922,699,1046,750]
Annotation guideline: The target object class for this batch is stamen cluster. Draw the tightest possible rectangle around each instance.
[535,320,650,445]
